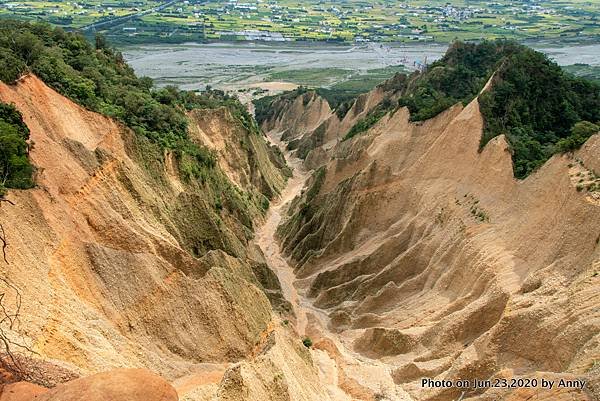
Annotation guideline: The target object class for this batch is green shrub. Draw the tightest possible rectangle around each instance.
[0,48,26,83]
[260,195,270,212]
[555,121,599,153]
[302,337,313,348]
[0,103,34,193]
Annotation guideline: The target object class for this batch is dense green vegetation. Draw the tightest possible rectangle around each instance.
[0,20,261,154]
[342,40,600,178]
[478,47,600,177]
[0,103,34,195]
[398,41,525,122]
[555,122,600,153]
[0,21,189,148]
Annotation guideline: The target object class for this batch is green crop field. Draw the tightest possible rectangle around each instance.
[1,0,598,45]
[563,64,600,83]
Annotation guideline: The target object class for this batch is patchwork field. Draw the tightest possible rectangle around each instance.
[1,0,598,45]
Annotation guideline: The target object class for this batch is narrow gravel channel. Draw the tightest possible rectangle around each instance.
[254,132,413,401]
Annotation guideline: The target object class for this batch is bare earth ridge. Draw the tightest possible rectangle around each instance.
[264,84,600,401]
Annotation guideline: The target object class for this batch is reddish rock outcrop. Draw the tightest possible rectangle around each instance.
[1,369,177,401]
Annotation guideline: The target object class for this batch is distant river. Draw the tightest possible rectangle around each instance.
[122,42,600,91]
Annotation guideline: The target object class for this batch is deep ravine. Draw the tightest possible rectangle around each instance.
[255,132,413,401]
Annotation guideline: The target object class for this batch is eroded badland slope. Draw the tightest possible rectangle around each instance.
[1,28,599,401]
[257,82,396,169]
[260,46,600,400]
[268,96,600,401]
[0,75,329,400]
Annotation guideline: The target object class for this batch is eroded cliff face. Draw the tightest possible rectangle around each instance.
[188,107,291,201]
[0,75,328,400]
[260,86,389,168]
[260,91,332,146]
[273,94,600,401]
[3,69,598,401]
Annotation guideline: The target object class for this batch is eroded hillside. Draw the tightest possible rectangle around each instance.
[1,23,599,401]
[0,74,332,400]
[260,47,600,401]
[255,79,403,170]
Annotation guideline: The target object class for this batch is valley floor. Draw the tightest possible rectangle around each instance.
[256,131,412,401]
